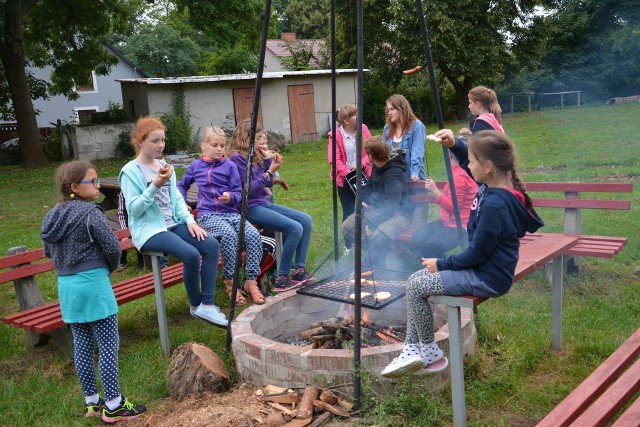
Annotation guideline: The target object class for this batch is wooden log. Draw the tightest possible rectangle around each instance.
[296,386,321,419]
[266,411,285,427]
[300,326,325,340]
[167,342,230,400]
[309,411,333,427]
[261,391,301,404]
[312,400,350,417]
[282,419,312,427]
[267,401,296,417]
[319,389,337,406]
[264,385,289,395]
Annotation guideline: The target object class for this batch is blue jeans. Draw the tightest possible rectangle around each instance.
[141,224,219,307]
[247,202,312,275]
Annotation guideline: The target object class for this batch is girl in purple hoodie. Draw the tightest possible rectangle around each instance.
[178,127,264,305]
[228,120,314,293]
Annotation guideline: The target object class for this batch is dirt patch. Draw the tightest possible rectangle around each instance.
[145,383,271,426]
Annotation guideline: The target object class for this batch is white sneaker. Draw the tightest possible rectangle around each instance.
[193,304,228,328]
[343,247,352,257]
[381,344,425,378]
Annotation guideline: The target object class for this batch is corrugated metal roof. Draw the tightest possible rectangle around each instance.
[116,69,364,85]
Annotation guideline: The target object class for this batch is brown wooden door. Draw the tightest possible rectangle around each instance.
[232,87,263,127]
[287,84,317,143]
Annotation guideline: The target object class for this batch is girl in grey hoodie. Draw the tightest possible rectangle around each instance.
[41,161,145,423]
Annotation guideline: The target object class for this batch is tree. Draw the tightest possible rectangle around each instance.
[525,0,640,101]
[0,0,131,168]
[120,24,200,77]
[335,0,553,120]
[285,0,330,39]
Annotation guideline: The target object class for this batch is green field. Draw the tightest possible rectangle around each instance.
[0,103,639,426]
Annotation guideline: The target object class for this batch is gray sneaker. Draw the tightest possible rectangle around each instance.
[192,304,228,328]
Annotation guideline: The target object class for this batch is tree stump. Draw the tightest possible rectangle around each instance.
[167,342,230,400]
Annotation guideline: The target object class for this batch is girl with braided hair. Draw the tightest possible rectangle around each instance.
[382,130,544,378]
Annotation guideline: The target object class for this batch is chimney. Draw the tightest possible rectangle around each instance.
[281,32,296,42]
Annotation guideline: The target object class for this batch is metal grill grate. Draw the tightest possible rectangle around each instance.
[297,268,409,310]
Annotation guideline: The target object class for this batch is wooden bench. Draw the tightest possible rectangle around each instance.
[398,180,631,270]
[431,233,578,427]
[1,228,187,357]
[536,327,640,427]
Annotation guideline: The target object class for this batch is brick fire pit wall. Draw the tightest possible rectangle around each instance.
[231,289,477,388]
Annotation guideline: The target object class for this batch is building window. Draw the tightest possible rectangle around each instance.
[75,72,97,93]
[75,107,99,124]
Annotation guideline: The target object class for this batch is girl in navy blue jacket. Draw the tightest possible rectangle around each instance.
[382,130,544,378]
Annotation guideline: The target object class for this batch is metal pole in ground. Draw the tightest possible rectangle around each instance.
[225,0,272,352]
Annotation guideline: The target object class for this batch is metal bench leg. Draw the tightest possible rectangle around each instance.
[551,254,564,351]
[274,231,283,269]
[431,295,475,427]
[447,304,467,427]
[149,253,170,356]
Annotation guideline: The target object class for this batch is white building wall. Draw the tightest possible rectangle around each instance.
[29,57,143,127]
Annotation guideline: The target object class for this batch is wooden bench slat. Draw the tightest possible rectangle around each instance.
[0,260,55,283]
[3,260,187,334]
[536,328,640,427]
[2,300,60,324]
[0,248,46,270]
[569,358,640,427]
[532,198,630,210]
[611,394,640,427]
[524,182,633,193]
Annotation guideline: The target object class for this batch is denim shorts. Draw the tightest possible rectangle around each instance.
[439,268,504,299]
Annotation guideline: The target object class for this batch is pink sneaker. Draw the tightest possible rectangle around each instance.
[413,356,449,376]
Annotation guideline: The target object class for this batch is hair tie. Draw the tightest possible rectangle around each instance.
[70,193,75,199]
[487,89,491,94]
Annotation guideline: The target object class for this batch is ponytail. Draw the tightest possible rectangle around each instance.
[510,169,532,210]
[468,86,502,124]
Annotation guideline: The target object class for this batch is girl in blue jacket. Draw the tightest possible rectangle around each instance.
[382,130,544,378]
[178,126,264,306]
[119,117,224,327]
[383,94,427,181]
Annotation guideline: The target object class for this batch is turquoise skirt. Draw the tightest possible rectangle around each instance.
[58,267,118,324]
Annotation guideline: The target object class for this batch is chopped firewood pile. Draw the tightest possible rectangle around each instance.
[256,384,354,427]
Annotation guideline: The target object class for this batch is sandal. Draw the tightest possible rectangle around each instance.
[225,279,246,306]
[243,279,266,305]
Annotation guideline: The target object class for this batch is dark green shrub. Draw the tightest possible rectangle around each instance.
[42,130,62,162]
[115,130,135,158]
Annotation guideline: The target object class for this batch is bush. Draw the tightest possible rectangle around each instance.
[42,130,62,162]
[160,88,193,154]
[115,131,135,158]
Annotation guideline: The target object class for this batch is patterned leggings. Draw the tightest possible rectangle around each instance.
[197,213,262,280]
[70,314,120,401]
[405,269,446,344]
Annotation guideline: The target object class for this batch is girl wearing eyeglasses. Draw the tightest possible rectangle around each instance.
[41,160,146,422]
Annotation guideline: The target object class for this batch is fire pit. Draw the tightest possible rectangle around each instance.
[231,290,477,388]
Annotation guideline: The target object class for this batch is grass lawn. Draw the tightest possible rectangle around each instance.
[0,102,639,426]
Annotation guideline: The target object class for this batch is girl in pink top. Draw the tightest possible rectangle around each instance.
[411,153,478,259]
[459,86,505,135]
[327,104,372,256]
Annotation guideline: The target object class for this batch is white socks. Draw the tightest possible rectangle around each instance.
[105,395,122,411]
[420,341,444,364]
[85,393,100,405]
